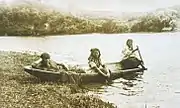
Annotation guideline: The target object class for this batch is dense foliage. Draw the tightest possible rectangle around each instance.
[131,14,176,32]
[0,5,177,36]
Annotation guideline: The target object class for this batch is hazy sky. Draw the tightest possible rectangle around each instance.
[3,0,180,12]
[44,0,180,12]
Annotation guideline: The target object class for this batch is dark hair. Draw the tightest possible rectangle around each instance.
[40,52,50,59]
[88,48,101,60]
[126,39,133,45]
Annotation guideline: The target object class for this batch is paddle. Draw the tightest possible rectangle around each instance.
[136,45,144,65]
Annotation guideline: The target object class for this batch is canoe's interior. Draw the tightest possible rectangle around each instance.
[24,63,122,75]
[24,63,146,83]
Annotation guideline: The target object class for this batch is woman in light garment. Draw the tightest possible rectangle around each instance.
[88,48,111,78]
[120,39,145,69]
[32,52,69,71]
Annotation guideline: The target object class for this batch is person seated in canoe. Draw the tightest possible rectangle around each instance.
[120,39,145,69]
[88,48,111,78]
[32,52,69,71]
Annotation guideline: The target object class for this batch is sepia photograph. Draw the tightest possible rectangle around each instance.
[0,0,179,108]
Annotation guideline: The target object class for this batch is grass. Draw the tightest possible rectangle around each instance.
[0,51,115,108]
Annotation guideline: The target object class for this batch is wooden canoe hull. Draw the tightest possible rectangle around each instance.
[24,65,147,84]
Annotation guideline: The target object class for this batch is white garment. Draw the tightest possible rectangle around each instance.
[121,44,139,60]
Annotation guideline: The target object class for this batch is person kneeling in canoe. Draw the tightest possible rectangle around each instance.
[88,48,111,78]
[32,52,69,71]
[120,39,145,69]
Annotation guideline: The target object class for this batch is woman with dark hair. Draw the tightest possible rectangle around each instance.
[120,39,145,69]
[88,48,110,78]
[32,52,69,71]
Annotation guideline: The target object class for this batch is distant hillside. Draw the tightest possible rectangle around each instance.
[0,0,178,36]
[75,5,180,20]
[0,0,147,20]
[0,0,69,15]
[151,5,180,30]
[1,0,180,21]
[153,6,179,17]
[73,10,146,20]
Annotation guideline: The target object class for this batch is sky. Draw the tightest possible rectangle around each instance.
[45,0,180,12]
[2,0,180,12]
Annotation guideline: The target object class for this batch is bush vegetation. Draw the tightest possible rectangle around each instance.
[0,5,176,36]
[0,51,115,108]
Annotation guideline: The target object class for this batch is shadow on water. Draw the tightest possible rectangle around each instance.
[83,65,145,97]
[121,71,144,81]
[1,33,180,107]
[108,71,144,95]
[18,63,145,95]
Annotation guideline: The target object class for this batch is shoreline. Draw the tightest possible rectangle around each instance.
[0,51,116,108]
[0,5,175,36]
[0,31,177,38]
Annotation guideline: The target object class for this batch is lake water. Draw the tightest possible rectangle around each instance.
[0,32,180,108]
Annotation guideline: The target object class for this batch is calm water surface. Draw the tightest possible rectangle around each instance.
[0,32,180,108]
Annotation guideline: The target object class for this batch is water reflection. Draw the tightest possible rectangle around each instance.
[86,70,145,97]
[0,33,180,108]
[121,71,144,80]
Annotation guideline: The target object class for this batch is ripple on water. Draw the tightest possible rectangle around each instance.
[1,33,180,108]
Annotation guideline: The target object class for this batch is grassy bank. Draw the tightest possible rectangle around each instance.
[0,51,115,108]
[0,4,176,36]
